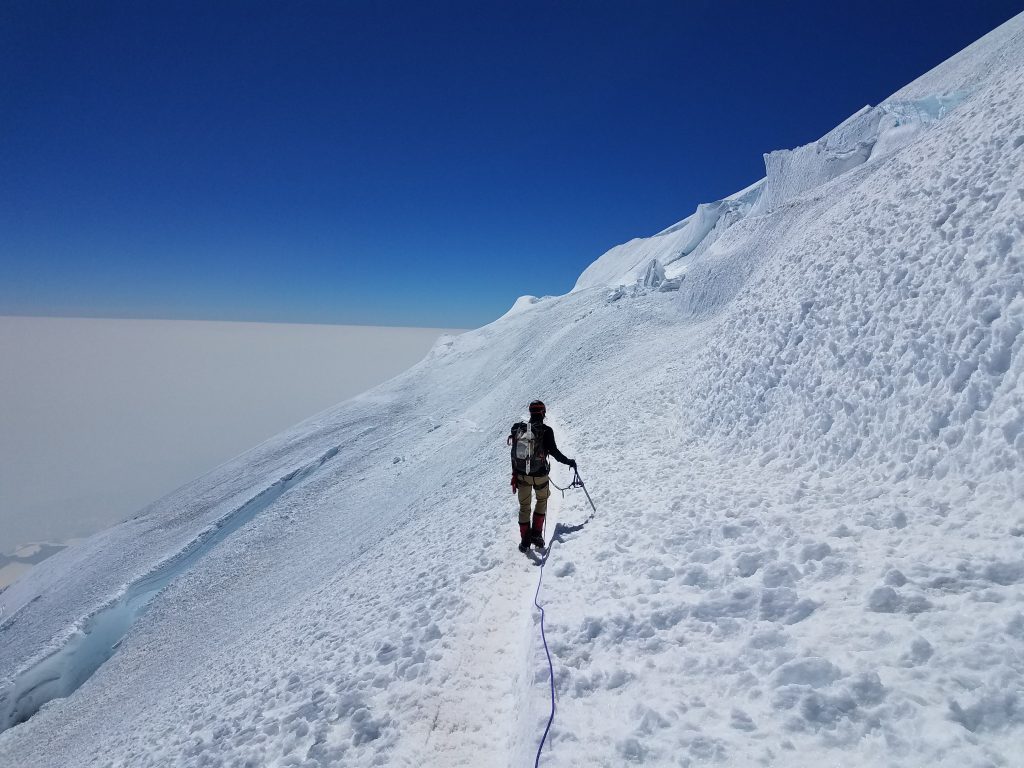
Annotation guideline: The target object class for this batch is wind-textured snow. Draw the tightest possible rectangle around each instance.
[2,12,1023,768]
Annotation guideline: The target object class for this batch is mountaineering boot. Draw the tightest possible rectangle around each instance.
[530,514,546,549]
[519,523,531,553]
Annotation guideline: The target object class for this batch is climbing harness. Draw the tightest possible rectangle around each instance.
[531,467,597,766]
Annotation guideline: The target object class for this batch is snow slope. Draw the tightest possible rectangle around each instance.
[2,12,1023,767]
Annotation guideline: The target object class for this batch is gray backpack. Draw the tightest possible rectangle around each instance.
[509,421,548,475]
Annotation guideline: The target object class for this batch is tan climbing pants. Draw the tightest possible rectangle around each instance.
[517,474,550,524]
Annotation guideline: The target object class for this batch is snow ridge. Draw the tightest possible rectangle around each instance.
[572,24,1011,301]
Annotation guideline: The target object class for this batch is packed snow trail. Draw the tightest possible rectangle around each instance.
[1,11,1023,768]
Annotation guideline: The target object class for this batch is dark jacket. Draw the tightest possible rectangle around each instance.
[512,418,571,477]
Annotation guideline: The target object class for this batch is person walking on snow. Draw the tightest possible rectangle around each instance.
[508,400,576,552]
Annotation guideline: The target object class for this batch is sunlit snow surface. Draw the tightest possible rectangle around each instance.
[2,13,1024,767]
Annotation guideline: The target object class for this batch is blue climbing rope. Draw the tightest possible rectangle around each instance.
[532,534,556,768]
[531,469,597,766]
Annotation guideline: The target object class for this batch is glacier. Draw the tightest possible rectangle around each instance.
[1,11,1023,768]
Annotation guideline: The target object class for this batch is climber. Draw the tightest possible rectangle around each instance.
[507,400,576,552]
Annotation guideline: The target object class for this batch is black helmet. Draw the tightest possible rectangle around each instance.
[529,400,546,418]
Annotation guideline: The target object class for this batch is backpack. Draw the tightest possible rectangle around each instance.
[509,420,549,476]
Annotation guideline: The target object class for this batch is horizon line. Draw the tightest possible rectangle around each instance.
[0,312,470,332]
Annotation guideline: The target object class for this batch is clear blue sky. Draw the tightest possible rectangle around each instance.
[2,1,1020,328]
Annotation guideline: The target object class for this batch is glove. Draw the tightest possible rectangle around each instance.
[511,472,518,493]
[568,459,577,469]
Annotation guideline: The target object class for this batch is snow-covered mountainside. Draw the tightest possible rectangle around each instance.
[2,13,1023,767]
